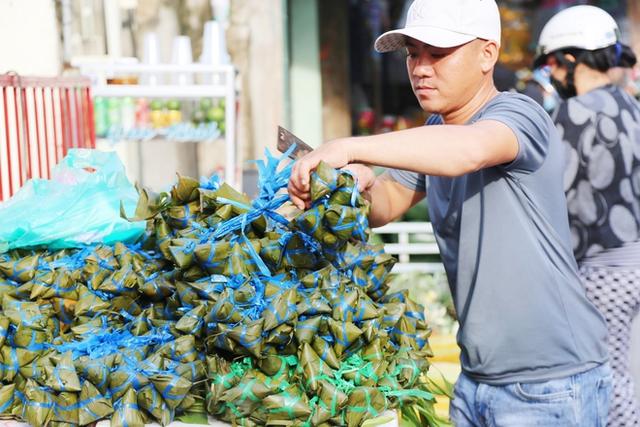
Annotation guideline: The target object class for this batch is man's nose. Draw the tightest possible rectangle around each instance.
[412,58,435,77]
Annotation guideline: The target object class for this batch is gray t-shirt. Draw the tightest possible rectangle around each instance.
[390,92,608,385]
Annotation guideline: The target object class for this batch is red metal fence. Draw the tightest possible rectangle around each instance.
[0,73,95,201]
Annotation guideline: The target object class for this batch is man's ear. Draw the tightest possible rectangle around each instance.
[480,40,500,73]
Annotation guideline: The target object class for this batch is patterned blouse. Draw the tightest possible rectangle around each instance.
[553,84,640,262]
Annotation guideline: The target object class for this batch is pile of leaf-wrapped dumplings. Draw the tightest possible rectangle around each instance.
[0,150,435,426]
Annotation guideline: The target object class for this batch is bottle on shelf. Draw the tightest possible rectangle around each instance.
[150,99,166,129]
[120,97,136,132]
[107,97,122,131]
[93,97,108,137]
[135,98,151,129]
[166,99,183,126]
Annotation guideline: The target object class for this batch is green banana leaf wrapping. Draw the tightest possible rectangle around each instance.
[139,272,175,301]
[199,188,219,214]
[154,218,175,259]
[0,317,9,349]
[0,255,39,283]
[228,318,265,358]
[2,296,48,330]
[0,281,17,301]
[0,347,39,382]
[53,392,79,425]
[218,377,272,418]
[262,289,298,331]
[299,343,334,392]
[27,271,79,300]
[194,241,230,274]
[327,319,364,357]
[166,201,200,230]
[111,388,145,427]
[108,366,149,402]
[11,324,50,351]
[316,379,348,418]
[171,359,206,382]
[345,387,387,426]
[324,205,369,241]
[256,353,297,377]
[78,380,114,425]
[168,238,199,269]
[51,298,77,326]
[171,175,201,204]
[281,234,319,269]
[149,372,191,410]
[175,387,205,414]
[294,316,322,344]
[207,355,240,412]
[175,304,207,336]
[22,379,55,426]
[137,384,173,426]
[74,356,114,395]
[0,158,439,426]
[156,335,197,363]
[263,385,312,422]
[310,162,339,202]
[73,287,110,317]
[311,336,341,370]
[96,266,141,297]
[294,205,339,248]
[43,352,82,392]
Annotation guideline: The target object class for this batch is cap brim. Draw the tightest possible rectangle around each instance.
[374,26,477,52]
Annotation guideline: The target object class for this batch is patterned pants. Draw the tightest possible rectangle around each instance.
[581,265,640,427]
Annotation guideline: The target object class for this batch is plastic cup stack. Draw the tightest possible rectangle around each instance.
[171,35,194,85]
[142,32,163,85]
[199,20,229,84]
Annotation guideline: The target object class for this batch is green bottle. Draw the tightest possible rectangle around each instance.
[107,97,122,131]
[93,97,108,137]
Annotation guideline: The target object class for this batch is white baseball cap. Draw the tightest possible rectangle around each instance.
[374,0,501,52]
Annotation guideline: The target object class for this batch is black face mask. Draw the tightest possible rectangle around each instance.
[550,76,577,100]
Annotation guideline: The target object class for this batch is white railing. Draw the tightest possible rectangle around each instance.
[372,222,444,273]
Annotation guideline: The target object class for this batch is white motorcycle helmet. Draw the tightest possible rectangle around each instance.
[534,5,620,68]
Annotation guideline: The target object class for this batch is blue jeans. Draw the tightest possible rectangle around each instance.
[449,364,612,426]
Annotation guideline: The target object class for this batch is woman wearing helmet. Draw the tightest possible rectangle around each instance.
[536,6,640,426]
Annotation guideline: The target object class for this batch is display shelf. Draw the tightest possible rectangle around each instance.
[92,84,228,99]
[74,62,238,187]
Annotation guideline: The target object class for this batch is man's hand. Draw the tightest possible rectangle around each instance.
[288,139,352,209]
[341,164,376,195]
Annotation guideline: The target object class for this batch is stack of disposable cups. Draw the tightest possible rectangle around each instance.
[171,35,194,85]
[212,0,230,22]
[199,20,229,84]
[142,32,163,85]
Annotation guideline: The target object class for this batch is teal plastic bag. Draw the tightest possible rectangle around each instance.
[0,149,145,252]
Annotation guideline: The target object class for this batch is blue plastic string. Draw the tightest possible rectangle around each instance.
[213,148,295,240]
[0,391,13,413]
[239,232,270,277]
[200,174,221,191]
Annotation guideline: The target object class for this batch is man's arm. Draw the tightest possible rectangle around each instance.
[348,120,519,176]
[288,120,518,209]
[365,172,426,227]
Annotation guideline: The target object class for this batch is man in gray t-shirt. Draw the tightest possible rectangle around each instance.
[390,93,608,383]
[288,0,610,425]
